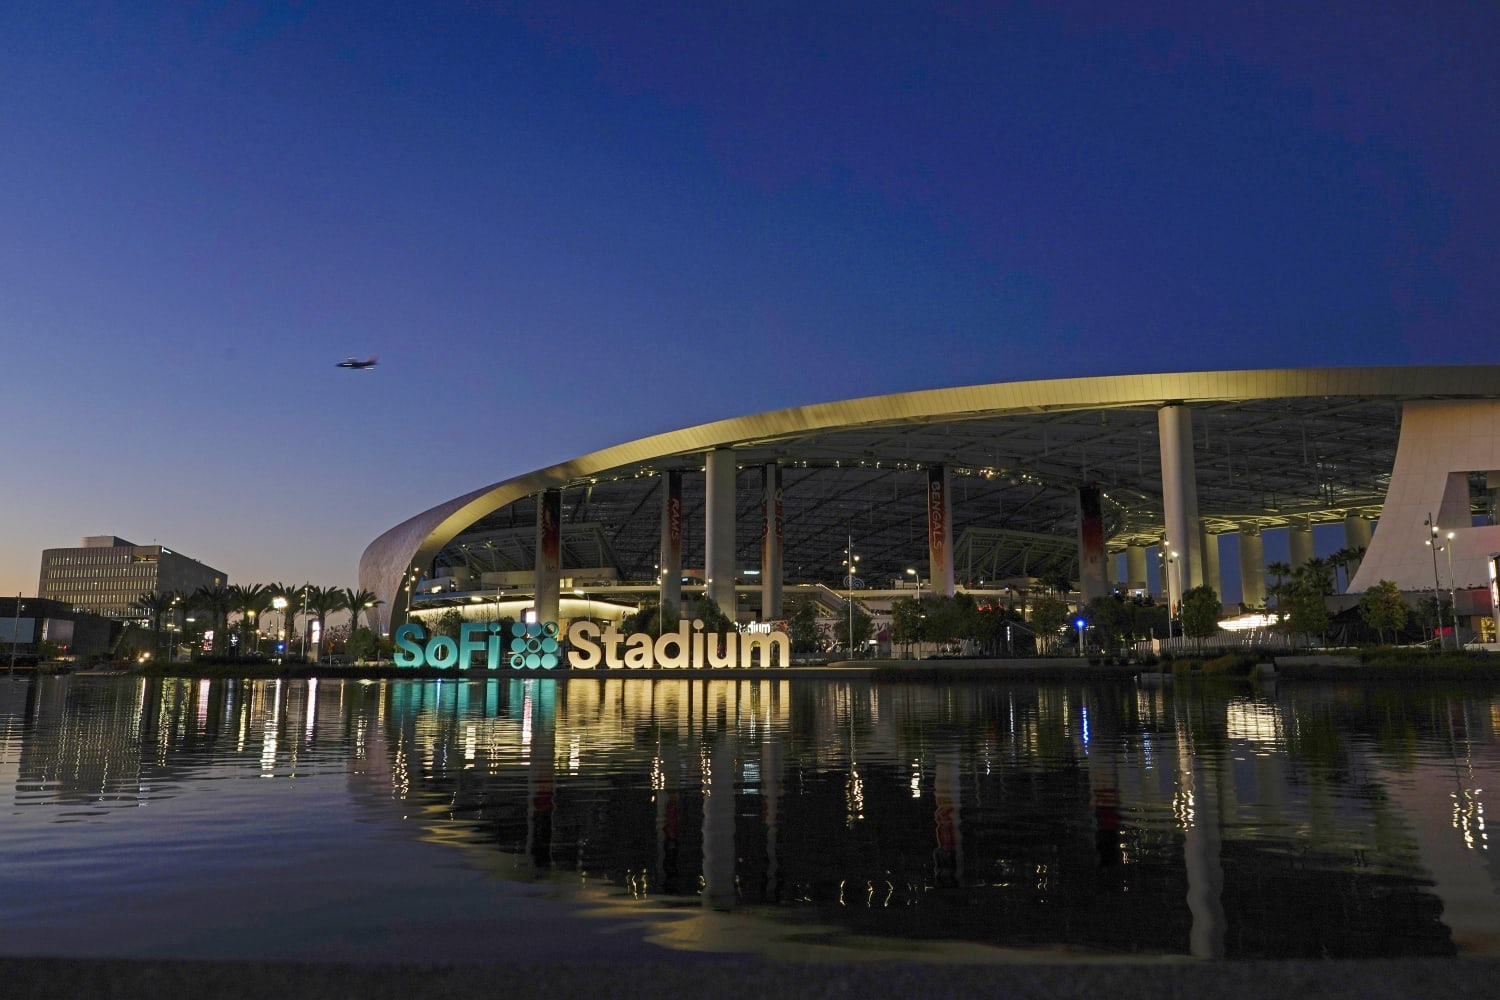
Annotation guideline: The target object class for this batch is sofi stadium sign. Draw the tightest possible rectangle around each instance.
[393,619,790,670]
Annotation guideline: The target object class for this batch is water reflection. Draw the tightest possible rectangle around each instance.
[4,675,1500,960]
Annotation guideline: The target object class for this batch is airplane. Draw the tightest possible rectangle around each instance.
[336,356,378,370]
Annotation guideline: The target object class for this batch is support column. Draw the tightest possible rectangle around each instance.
[927,465,955,597]
[1158,405,1204,615]
[1126,545,1148,594]
[534,488,562,624]
[704,449,738,621]
[761,464,784,621]
[1200,526,1222,598]
[1343,514,1371,581]
[1288,522,1314,569]
[1077,486,1107,603]
[659,469,683,619]
[1238,529,1265,608]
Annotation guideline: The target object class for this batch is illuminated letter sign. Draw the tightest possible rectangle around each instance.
[394,621,560,669]
[396,619,790,670]
[565,620,789,670]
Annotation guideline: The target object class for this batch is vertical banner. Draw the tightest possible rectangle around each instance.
[534,488,562,624]
[761,464,783,621]
[660,469,683,617]
[927,465,955,596]
[1077,486,1106,602]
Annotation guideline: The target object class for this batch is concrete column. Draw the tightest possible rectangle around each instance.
[659,470,683,618]
[704,449,738,620]
[534,488,562,624]
[760,464,784,621]
[1200,526,1222,598]
[1238,528,1265,608]
[1343,514,1371,581]
[1288,522,1314,569]
[1077,486,1108,603]
[1126,545,1148,593]
[1158,405,1204,614]
[927,465,955,597]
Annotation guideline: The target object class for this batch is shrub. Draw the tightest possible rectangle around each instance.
[1202,653,1255,676]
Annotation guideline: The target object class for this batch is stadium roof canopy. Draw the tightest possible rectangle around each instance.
[361,366,1500,621]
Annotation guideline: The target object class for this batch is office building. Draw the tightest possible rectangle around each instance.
[38,536,228,620]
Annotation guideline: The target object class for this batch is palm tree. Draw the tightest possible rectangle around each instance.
[303,585,345,662]
[1332,545,1367,592]
[189,585,235,656]
[229,583,270,653]
[265,583,304,650]
[340,588,381,635]
[130,592,175,662]
[1264,561,1292,632]
[1300,556,1333,595]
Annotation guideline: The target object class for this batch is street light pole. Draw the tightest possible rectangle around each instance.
[1426,514,1447,649]
[1446,530,1458,643]
[906,567,922,660]
[300,585,309,660]
[8,594,20,680]
[844,531,859,657]
[1165,551,1179,643]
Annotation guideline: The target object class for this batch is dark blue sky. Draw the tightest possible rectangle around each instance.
[3,1,1496,595]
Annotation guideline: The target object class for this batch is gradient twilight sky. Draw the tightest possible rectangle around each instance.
[3,1,1497,598]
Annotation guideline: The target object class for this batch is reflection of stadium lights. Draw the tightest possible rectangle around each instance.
[1218,612,1276,631]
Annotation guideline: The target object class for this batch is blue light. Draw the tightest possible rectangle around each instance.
[1075,618,1085,629]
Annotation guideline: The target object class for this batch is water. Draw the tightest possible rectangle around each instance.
[2,674,1498,963]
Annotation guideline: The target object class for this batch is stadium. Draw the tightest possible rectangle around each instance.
[359,366,1500,650]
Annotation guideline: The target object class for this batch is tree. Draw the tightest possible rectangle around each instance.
[1038,570,1073,596]
[1265,561,1293,628]
[189,585,235,656]
[890,596,922,655]
[694,595,735,635]
[130,591,175,662]
[346,626,379,663]
[265,583,304,649]
[1286,561,1334,646]
[922,593,969,652]
[1030,595,1071,654]
[340,588,381,634]
[229,583,270,653]
[622,600,679,639]
[1358,580,1408,645]
[785,599,821,654]
[1179,585,1222,648]
[845,603,874,654]
[303,585,346,661]
[1329,546,1366,593]
[1083,593,1135,650]
[1130,598,1170,643]
[1415,594,1453,644]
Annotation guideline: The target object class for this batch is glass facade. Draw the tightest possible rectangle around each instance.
[37,539,227,621]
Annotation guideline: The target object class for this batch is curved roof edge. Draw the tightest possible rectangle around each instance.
[359,364,1500,625]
